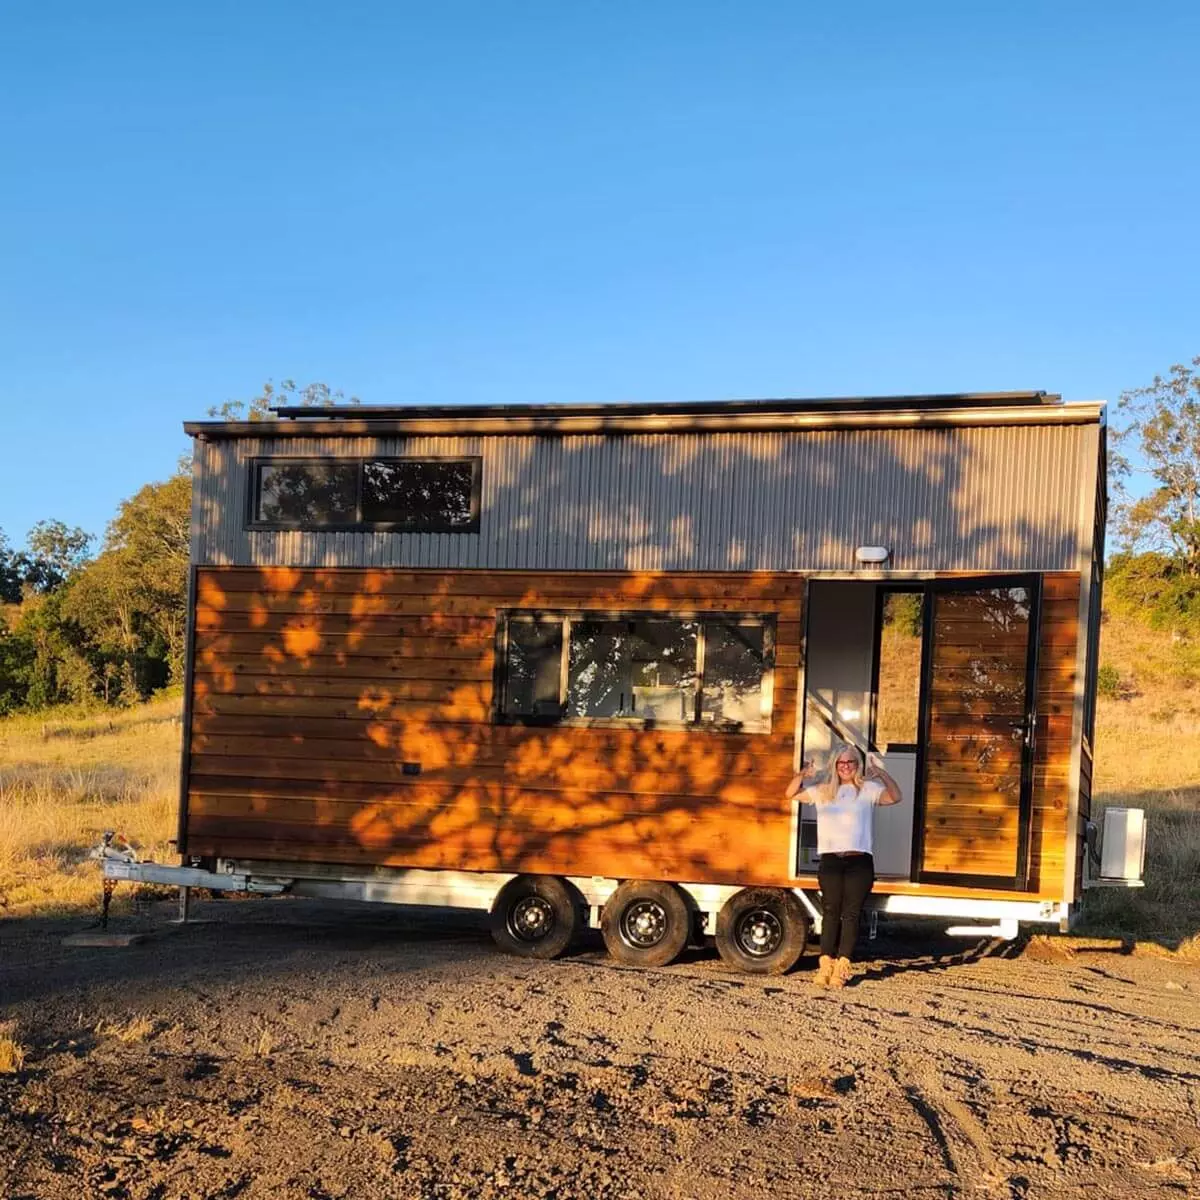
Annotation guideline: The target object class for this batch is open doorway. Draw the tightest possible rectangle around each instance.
[798,578,1039,888]
[798,581,919,879]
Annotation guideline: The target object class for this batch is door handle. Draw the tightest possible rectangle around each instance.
[1006,718,1031,746]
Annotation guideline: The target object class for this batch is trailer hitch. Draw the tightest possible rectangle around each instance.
[88,835,287,927]
[91,831,139,929]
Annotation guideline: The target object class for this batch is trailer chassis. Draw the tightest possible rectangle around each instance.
[95,848,1068,942]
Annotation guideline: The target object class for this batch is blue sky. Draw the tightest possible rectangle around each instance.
[1,2,1197,546]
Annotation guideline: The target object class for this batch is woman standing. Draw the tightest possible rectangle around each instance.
[786,746,903,987]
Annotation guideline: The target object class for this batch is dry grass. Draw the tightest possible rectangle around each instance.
[1077,788,1200,942]
[1092,614,1200,794]
[95,1013,157,1043]
[0,695,180,917]
[253,1026,276,1058]
[1080,617,1200,942]
[876,623,922,749]
[0,1021,28,1075]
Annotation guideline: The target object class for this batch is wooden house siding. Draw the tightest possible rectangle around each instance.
[186,567,805,887]
[1027,573,1081,894]
[916,574,1078,885]
[184,566,1084,901]
[896,573,1078,890]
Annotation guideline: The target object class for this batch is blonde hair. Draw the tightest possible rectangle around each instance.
[808,744,866,803]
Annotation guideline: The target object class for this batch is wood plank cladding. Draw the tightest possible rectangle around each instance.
[185,567,1082,899]
[920,583,1039,879]
[186,567,805,888]
[1030,574,1081,893]
[919,574,1079,888]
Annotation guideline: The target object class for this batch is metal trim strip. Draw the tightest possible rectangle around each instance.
[185,403,1103,440]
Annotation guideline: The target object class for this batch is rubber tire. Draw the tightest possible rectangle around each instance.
[601,879,691,968]
[715,888,808,975]
[489,875,581,960]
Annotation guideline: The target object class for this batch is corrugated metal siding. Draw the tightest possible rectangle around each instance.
[191,424,1097,572]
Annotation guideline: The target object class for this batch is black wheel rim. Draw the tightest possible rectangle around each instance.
[735,908,783,958]
[508,895,555,943]
[619,899,670,949]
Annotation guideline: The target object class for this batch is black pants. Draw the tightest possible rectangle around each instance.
[817,853,875,960]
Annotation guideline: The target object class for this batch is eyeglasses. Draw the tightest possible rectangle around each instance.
[836,760,857,768]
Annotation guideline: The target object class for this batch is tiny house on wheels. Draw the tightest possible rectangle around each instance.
[102,392,1146,973]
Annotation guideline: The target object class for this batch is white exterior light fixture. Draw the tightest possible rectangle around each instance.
[855,545,890,566]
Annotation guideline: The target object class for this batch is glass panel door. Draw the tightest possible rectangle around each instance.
[916,580,1038,888]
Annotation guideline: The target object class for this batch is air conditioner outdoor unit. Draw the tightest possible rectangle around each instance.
[1098,807,1147,884]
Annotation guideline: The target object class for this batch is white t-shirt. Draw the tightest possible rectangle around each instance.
[811,780,884,856]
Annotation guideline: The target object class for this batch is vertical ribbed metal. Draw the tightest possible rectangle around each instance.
[191,423,1092,572]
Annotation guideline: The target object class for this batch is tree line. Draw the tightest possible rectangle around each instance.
[0,380,356,714]
[0,471,190,713]
[0,364,1197,715]
[1107,355,1200,631]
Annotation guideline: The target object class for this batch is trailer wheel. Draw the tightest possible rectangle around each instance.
[715,888,808,975]
[601,879,690,968]
[489,875,580,960]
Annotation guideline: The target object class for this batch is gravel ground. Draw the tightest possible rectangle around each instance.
[1,898,1198,1200]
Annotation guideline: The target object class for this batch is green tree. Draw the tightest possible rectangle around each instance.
[0,620,35,714]
[0,522,92,600]
[18,520,93,592]
[103,471,192,682]
[208,377,361,421]
[4,589,105,709]
[58,467,193,698]
[14,591,74,708]
[1104,551,1200,633]
[0,531,21,604]
[61,549,150,702]
[1113,355,1200,573]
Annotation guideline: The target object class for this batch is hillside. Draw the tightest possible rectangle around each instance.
[1090,612,1200,792]
[1078,612,1200,938]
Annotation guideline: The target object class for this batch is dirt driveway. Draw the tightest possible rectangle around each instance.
[1,900,1198,1200]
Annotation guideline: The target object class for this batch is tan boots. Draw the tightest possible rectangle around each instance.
[815,955,853,988]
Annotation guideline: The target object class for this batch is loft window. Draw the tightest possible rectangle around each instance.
[254,461,358,526]
[249,457,481,531]
[497,612,775,732]
[362,459,476,528]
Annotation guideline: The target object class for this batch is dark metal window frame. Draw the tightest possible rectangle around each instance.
[869,584,924,754]
[493,609,777,734]
[246,455,483,533]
